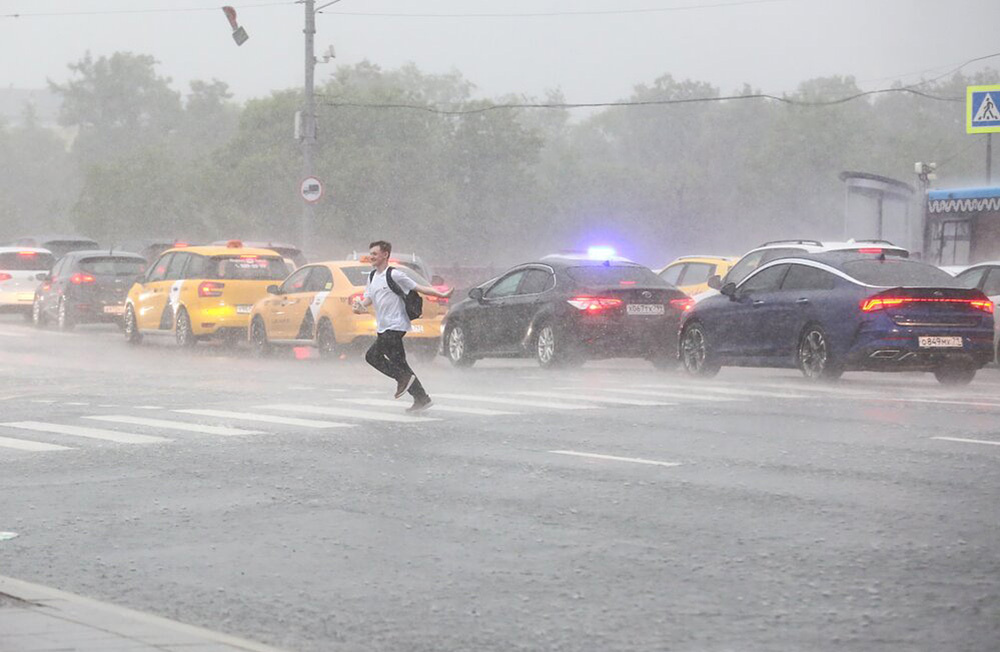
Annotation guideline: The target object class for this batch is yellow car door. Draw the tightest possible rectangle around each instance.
[300,265,335,339]
[134,252,174,330]
[269,266,313,340]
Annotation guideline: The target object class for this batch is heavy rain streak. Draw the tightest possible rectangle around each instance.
[1,1,1000,651]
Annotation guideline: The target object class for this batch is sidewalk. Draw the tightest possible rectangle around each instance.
[0,574,289,652]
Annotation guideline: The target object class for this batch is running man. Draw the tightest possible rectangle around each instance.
[353,240,453,412]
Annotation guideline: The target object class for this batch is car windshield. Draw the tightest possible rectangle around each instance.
[342,265,429,287]
[207,255,289,280]
[79,257,146,276]
[565,265,668,287]
[842,259,960,287]
[0,251,56,270]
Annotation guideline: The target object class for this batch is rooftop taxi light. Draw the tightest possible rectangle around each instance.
[226,239,243,249]
[587,246,617,260]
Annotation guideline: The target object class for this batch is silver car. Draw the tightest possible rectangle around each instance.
[0,247,57,319]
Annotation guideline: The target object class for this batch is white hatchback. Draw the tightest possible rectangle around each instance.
[0,247,57,319]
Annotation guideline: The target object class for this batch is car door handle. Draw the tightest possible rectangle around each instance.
[752,300,765,307]
[795,298,810,305]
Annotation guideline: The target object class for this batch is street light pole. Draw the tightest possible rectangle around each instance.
[301,0,317,249]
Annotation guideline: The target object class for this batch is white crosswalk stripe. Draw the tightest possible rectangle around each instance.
[83,415,262,436]
[599,388,744,402]
[0,436,72,452]
[261,404,439,423]
[516,391,675,407]
[635,384,806,399]
[175,409,354,429]
[2,421,170,444]
[434,393,598,410]
[338,398,518,416]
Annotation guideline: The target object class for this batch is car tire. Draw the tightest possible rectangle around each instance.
[56,297,74,331]
[536,323,580,369]
[680,321,721,378]
[250,316,271,357]
[316,319,337,358]
[32,298,47,329]
[175,308,197,348]
[123,305,142,345]
[446,324,476,368]
[934,364,976,386]
[797,325,843,381]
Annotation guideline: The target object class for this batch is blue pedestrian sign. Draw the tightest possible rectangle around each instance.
[967,85,1000,134]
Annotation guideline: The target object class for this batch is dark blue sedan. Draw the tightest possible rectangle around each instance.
[678,251,995,385]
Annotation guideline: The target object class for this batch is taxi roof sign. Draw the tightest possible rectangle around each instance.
[967,85,1000,134]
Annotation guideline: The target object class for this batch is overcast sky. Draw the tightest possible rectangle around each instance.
[2,0,999,104]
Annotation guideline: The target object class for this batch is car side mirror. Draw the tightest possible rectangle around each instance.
[267,284,281,295]
[468,287,484,302]
[720,282,737,298]
[36,272,50,282]
[707,274,722,290]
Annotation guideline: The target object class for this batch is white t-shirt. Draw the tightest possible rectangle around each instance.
[364,266,418,333]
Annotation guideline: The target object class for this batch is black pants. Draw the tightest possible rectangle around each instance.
[365,330,429,400]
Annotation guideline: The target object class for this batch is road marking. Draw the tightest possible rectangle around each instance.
[325,388,348,393]
[64,402,89,406]
[859,397,1000,409]
[136,405,164,410]
[549,450,681,467]
[932,436,1000,447]
[83,415,262,436]
[636,384,805,399]
[435,393,598,410]
[29,399,56,404]
[517,391,674,407]
[599,388,743,402]
[261,404,439,423]
[2,421,170,444]
[0,436,72,452]
[175,409,354,429]
[338,397,518,416]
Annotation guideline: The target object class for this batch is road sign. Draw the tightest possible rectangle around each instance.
[967,85,1000,134]
[300,176,324,204]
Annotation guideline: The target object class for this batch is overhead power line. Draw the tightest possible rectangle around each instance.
[318,87,962,115]
[1,2,295,18]
[317,0,785,18]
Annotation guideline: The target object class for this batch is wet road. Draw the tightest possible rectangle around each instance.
[1,315,998,651]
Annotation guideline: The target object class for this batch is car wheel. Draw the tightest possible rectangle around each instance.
[680,322,721,378]
[175,308,197,348]
[56,297,74,331]
[797,325,843,381]
[315,319,337,358]
[123,305,142,345]
[934,364,976,385]
[32,298,47,329]
[536,323,579,369]
[249,316,271,357]
[446,325,476,368]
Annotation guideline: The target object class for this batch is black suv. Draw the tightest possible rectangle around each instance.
[33,250,146,330]
[442,255,690,368]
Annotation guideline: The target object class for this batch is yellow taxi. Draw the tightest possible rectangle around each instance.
[657,255,736,296]
[248,260,447,359]
[123,242,290,347]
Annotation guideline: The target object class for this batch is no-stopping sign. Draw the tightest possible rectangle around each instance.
[300,176,324,204]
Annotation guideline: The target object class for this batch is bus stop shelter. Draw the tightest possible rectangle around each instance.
[925,186,1000,265]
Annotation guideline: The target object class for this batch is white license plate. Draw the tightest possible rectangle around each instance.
[103,305,125,315]
[918,336,963,348]
[236,305,253,314]
[411,324,424,333]
[17,293,34,302]
[627,303,665,316]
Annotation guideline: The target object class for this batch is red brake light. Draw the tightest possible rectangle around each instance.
[0,273,11,282]
[198,281,225,297]
[567,296,624,313]
[858,248,883,254]
[17,251,37,257]
[174,241,189,248]
[861,296,994,313]
[619,280,637,286]
[70,273,95,285]
[670,297,694,312]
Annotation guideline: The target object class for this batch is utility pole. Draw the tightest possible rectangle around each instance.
[988,133,993,185]
[301,0,317,249]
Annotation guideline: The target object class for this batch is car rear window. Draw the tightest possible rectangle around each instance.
[843,259,960,287]
[79,257,146,276]
[341,266,429,287]
[566,265,668,287]
[206,255,289,280]
[0,251,56,270]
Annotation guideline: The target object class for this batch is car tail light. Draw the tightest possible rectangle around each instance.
[426,285,450,304]
[567,296,623,313]
[0,273,11,282]
[860,296,993,313]
[198,281,225,297]
[857,248,883,254]
[70,273,95,285]
[670,297,694,312]
[17,251,37,258]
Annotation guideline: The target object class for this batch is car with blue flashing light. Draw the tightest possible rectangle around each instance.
[442,250,691,369]
[679,251,994,385]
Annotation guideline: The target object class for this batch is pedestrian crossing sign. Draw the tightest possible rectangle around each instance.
[967,85,1000,134]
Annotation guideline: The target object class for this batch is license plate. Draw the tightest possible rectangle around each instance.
[918,336,963,348]
[627,304,665,316]
[17,293,34,302]
[411,324,424,333]
[103,305,125,315]
[236,305,253,314]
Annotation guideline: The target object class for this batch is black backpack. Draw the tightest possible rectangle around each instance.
[369,266,423,320]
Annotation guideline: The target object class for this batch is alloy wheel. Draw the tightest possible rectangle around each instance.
[175,309,195,348]
[799,329,828,379]
[536,325,556,366]
[316,320,336,357]
[124,305,142,344]
[681,323,719,377]
[447,326,474,367]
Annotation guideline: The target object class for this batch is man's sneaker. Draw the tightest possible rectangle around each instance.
[406,397,433,413]
[394,374,415,399]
